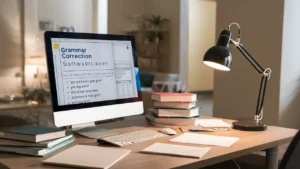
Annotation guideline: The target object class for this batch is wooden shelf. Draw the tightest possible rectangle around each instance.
[123,29,169,34]
[137,53,159,58]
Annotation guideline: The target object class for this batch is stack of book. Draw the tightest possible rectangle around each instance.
[0,126,74,157]
[146,92,200,126]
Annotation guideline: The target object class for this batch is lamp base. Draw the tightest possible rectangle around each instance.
[232,121,267,131]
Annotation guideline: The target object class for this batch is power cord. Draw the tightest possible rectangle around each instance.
[209,160,241,169]
[232,160,241,169]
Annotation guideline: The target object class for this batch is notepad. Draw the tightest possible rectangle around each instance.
[196,119,231,128]
[43,145,131,169]
[170,133,239,147]
[141,143,211,158]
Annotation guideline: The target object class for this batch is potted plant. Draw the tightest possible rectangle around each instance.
[149,15,169,31]
[146,32,163,44]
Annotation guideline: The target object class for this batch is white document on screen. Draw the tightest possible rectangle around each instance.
[50,39,138,106]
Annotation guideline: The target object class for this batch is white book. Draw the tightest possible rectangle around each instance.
[141,143,211,159]
[170,133,239,147]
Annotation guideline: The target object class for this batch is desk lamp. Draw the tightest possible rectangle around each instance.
[203,22,272,131]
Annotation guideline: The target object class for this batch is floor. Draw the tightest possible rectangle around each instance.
[196,93,213,117]
[197,93,290,169]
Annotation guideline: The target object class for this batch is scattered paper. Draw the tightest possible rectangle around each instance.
[170,133,239,147]
[196,119,231,128]
[141,143,211,158]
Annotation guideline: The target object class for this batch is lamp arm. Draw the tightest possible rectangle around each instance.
[232,42,265,74]
[231,40,272,122]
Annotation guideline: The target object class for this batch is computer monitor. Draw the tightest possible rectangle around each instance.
[44,32,143,129]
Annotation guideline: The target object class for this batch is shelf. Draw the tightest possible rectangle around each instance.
[123,29,169,34]
[137,53,159,58]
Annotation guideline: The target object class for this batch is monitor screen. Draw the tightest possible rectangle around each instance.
[45,32,142,113]
[51,38,138,106]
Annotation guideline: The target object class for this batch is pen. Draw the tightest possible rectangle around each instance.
[188,129,215,132]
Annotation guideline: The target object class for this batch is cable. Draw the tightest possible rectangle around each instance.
[232,160,241,169]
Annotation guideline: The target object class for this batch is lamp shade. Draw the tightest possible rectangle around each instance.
[203,29,233,71]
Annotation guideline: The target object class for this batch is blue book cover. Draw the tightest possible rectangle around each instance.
[3,126,64,136]
[0,137,74,157]
[2,126,65,142]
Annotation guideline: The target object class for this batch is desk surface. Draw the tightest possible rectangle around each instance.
[0,116,297,169]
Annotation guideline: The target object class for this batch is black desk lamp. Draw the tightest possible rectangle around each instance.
[203,22,272,131]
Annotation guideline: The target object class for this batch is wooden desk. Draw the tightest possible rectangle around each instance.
[0,116,297,169]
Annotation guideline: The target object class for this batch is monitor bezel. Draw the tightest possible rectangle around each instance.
[44,31,142,113]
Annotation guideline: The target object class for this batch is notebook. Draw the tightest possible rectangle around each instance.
[43,145,131,169]
[170,133,240,147]
[2,126,65,142]
[141,143,211,158]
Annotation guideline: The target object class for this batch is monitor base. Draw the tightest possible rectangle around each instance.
[72,122,118,139]
[232,121,267,131]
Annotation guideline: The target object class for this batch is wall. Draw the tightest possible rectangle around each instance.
[24,0,96,87]
[0,0,22,94]
[179,0,189,86]
[279,0,300,128]
[187,0,216,92]
[214,0,284,125]
[107,0,145,34]
[37,0,95,33]
[107,0,180,74]
[144,0,180,74]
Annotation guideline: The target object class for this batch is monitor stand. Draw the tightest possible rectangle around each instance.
[72,122,118,139]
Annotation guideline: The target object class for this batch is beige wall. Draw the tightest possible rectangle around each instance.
[187,0,216,92]
[24,0,96,87]
[144,0,180,74]
[279,0,300,128]
[108,0,145,34]
[108,0,180,73]
[37,0,95,33]
[214,0,284,125]
[0,0,22,94]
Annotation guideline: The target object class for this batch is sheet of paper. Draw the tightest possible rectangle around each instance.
[196,119,231,128]
[141,142,211,159]
[170,133,239,147]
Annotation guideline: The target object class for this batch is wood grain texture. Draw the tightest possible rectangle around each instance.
[0,116,297,169]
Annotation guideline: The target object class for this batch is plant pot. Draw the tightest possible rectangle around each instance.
[154,25,160,31]
[144,39,150,44]
[155,37,160,44]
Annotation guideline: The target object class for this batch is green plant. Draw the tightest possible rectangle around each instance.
[21,87,29,99]
[27,88,50,103]
[147,32,163,42]
[149,15,169,26]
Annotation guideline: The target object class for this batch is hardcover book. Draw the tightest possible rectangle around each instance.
[151,92,197,102]
[2,126,65,143]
